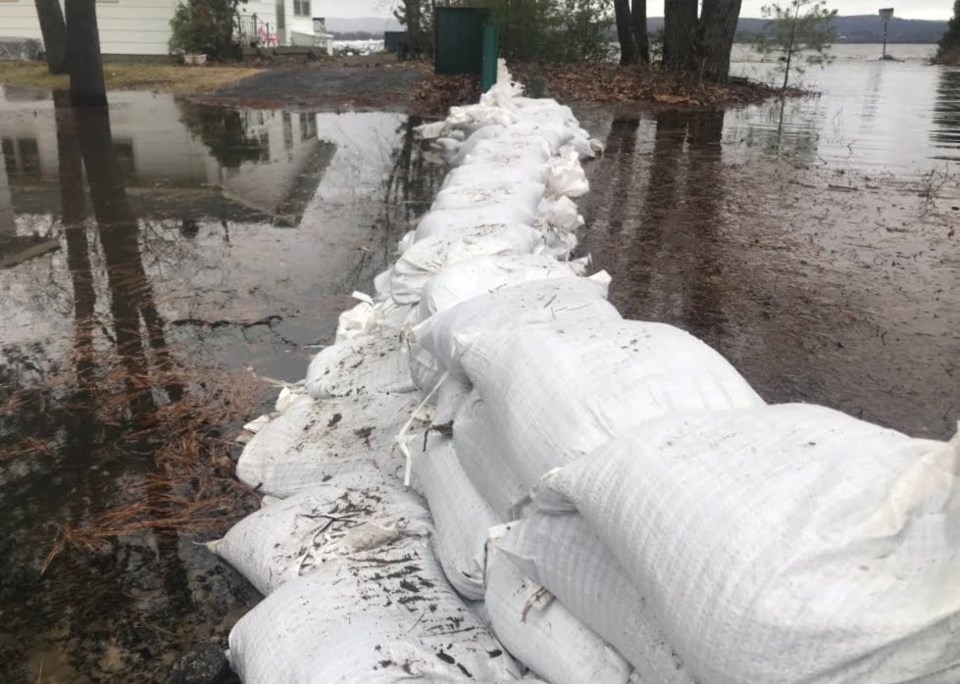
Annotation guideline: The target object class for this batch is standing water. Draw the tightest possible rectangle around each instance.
[0,87,444,682]
[579,44,959,440]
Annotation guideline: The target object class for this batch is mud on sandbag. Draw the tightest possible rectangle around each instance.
[305,332,416,400]
[209,466,433,596]
[534,404,960,684]
[229,525,523,683]
[236,392,428,497]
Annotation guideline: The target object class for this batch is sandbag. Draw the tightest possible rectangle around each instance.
[414,276,617,389]
[451,124,507,164]
[534,404,960,684]
[236,392,426,497]
[410,254,589,328]
[431,180,545,220]
[229,531,522,683]
[409,436,500,600]
[389,223,543,305]
[415,207,540,243]
[452,390,530,521]
[305,333,415,399]
[439,319,765,489]
[485,543,632,684]
[498,514,695,683]
[209,466,432,595]
[335,293,412,342]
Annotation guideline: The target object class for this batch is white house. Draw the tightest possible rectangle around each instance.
[0,0,326,56]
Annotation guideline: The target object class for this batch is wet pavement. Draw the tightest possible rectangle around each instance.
[0,87,444,682]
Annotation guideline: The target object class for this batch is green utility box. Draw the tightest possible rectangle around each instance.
[435,7,498,91]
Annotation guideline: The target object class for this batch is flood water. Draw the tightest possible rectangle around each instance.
[2,44,959,682]
[578,44,959,440]
[0,88,444,682]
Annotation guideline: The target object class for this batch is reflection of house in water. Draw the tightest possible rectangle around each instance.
[0,86,336,241]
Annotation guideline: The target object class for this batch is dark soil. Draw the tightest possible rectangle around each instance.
[195,63,430,112]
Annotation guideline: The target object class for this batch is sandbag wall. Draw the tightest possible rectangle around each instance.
[212,61,960,684]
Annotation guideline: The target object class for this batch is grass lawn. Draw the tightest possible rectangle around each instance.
[0,61,263,94]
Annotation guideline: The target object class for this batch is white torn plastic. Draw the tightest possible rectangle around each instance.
[485,540,633,684]
[534,405,960,684]
[335,292,412,342]
[209,466,433,595]
[409,436,500,601]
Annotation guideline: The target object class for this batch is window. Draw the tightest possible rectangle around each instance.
[293,0,310,17]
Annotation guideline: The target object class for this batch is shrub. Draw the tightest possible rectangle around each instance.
[169,0,243,60]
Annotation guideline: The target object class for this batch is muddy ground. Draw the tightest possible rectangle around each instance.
[577,106,959,440]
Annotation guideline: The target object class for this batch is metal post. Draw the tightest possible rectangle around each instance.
[879,8,894,60]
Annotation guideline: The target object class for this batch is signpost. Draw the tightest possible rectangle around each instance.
[879,8,894,59]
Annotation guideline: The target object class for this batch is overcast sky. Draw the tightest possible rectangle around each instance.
[323,0,952,21]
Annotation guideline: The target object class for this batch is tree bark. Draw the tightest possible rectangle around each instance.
[65,0,107,107]
[34,0,68,74]
[663,0,699,71]
[631,0,649,64]
[699,0,742,82]
[613,0,637,65]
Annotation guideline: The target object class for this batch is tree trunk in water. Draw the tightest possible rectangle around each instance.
[613,0,637,65]
[34,0,68,74]
[699,0,742,82]
[631,0,649,64]
[664,0,699,71]
[65,0,107,107]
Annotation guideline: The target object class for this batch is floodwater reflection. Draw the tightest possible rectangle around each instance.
[0,87,444,682]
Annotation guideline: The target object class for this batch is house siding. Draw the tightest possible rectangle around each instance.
[0,0,184,56]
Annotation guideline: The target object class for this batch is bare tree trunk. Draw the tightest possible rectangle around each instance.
[613,0,637,65]
[65,0,107,107]
[34,0,68,74]
[631,0,649,64]
[664,0,699,71]
[699,0,742,82]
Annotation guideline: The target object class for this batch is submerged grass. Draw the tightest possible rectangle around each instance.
[0,61,263,94]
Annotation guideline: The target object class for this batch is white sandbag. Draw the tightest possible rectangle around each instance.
[485,543,632,684]
[389,223,543,305]
[535,404,960,684]
[274,386,311,414]
[414,276,617,389]
[452,390,530,520]
[336,293,412,342]
[442,161,549,191]
[464,137,553,170]
[498,514,694,683]
[230,533,522,683]
[452,124,507,164]
[545,149,589,199]
[415,207,539,243]
[409,436,500,600]
[416,120,448,140]
[209,466,432,595]
[497,124,579,156]
[236,392,426,497]
[410,254,589,327]
[411,275,616,417]
[441,319,765,490]
[305,333,415,399]
[431,181,545,220]
[536,195,584,235]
